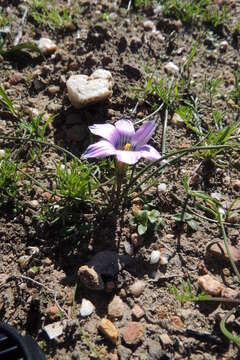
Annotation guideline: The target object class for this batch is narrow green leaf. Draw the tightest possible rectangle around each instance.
[0,86,15,115]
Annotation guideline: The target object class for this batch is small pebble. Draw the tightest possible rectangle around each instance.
[80,298,95,317]
[29,200,40,210]
[143,20,155,31]
[150,250,161,264]
[198,274,223,296]
[99,318,119,344]
[48,85,60,95]
[158,183,167,193]
[122,321,144,345]
[47,304,60,320]
[108,295,124,319]
[43,321,64,340]
[164,61,179,75]
[9,72,22,85]
[129,280,146,297]
[132,304,144,319]
[37,38,57,55]
[78,265,104,291]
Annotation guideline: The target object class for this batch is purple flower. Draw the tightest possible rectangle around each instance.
[82,119,161,165]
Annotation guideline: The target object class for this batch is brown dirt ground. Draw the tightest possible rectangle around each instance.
[0,0,240,359]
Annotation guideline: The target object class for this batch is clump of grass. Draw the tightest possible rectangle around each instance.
[162,0,229,31]
[30,0,72,30]
[18,113,54,141]
[55,159,97,201]
[0,150,20,207]
[37,160,97,240]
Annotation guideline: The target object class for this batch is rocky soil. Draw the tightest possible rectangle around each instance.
[0,0,240,359]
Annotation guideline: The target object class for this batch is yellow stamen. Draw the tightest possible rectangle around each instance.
[124,143,131,151]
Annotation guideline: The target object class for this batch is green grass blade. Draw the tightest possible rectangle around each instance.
[0,85,16,115]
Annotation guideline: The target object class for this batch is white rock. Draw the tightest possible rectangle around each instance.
[150,250,161,264]
[37,38,57,55]
[124,241,134,255]
[0,149,5,159]
[43,321,64,339]
[164,61,179,75]
[129,280,146,297]
[66,69,113,109]
[158,183,167,193]
[80,298,95,317]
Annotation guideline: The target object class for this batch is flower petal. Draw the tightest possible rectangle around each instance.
[132,120,155,148]
[115,118,135,136]
[140,144,161,161]
[116,150,142,165]
[115,118,135,148]
[88,123,119,145]
[82,140,116,159]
